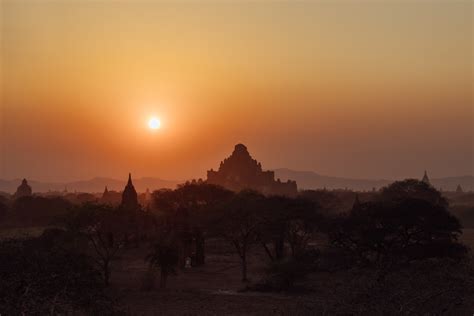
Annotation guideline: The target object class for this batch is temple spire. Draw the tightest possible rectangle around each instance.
[422,170,431,185]
[121,173,139,210]
[352,194,361,211]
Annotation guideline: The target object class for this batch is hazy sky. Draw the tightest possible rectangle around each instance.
[1,0,472,182]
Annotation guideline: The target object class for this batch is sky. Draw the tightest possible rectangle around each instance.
[1,0,472,182]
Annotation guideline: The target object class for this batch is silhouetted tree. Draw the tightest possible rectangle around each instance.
[300,189,342,213]
[62,203,131,286]
[76,193,98,204]
[213,190,265,281]
[379,179,447,207]
[11,196,72,225]
[330,180,467,274]
[146,231,180,288]
[259,196,320,260]
[153,182,233,266]
[0,196,8,222]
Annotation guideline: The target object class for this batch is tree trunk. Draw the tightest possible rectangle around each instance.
[160,270,167,288]
[274,234,285,260]
[195,232,205,266]
[241,252,248,282]
[262,242,275,261]
[103,260,110,286]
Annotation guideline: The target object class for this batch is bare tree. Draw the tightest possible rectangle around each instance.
[214,190,264,282]
[64,204,131,286]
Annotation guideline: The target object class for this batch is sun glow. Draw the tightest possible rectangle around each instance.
[148,117,161,130]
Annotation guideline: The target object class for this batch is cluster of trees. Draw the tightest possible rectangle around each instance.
[330,180,467,271]
[152,183,323,282]
[151,179,468,286]
[1,195,73,225]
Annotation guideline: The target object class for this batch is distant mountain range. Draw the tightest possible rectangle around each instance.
[0,177,181,194]
[1,170,472,194]
[273,168,474,192]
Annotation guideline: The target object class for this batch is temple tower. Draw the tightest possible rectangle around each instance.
[15,178,32,198]
[422,170,431,185]
[121,173,139,209]
[352,194,361,211]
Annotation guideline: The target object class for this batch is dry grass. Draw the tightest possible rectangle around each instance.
[0,226,49,240]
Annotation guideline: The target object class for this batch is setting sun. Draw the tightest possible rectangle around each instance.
[148,117,161,130]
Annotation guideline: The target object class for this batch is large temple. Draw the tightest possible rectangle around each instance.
[207,144,297,197]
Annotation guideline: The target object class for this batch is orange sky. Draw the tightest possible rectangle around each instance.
[1,0,472,182]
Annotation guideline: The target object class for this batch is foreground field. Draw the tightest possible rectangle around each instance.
[2,227,474,315]
[461,228,474,248]
[111,236,474,315]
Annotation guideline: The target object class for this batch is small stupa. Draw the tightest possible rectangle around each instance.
[15,178,32,198]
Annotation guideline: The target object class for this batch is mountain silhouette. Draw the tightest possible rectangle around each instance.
[0,177,180,193]
[273,168,474,191]
[1,171,472,194]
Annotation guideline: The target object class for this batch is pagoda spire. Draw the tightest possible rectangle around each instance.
[121,173,138,210]
[422,170,431,185]
[352,194,361,211]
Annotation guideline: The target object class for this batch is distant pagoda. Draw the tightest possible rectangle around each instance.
[207,144,297,197]
[121,173,139,209]
[352,194,361,211]
[101,186,121,205]
[456,184,463,193]
[422,170,431,185]
[14,178,32,198]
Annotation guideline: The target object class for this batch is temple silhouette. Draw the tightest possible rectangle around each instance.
[121,173,139,209]
[14,178,32,198]
[207,144,297,196]
[422,170,431,185]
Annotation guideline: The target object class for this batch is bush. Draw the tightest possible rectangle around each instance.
[251,250,319,292]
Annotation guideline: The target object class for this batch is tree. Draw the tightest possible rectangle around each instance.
[62,203,131,286]
[0,196,8,222]
[300,189,342,213]
[330,180,467,273]
[153,182,233,266]
[11,196,72,226]
[146,232,180,288]
[213,190,265,281]
[379,179,447,207]
[259,196,320,260]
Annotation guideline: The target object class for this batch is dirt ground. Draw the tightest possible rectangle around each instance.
[110,239,316,315]
[110,232,474,315]
[2,227,474,315]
